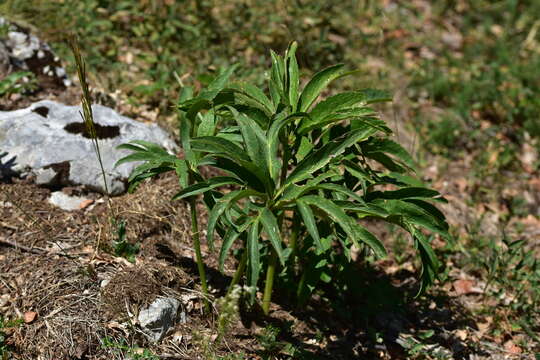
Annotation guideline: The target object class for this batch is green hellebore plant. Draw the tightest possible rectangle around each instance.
[117,42,450,316]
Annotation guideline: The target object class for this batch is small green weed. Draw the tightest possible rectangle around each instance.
[424,116,464,156]
[257,325,282,356]
[216,285,252,342]
[192,285,251,360]
[0,317,23,360]
[256,324,308,360]
[400,331,451,360]
[482,233,540,320]
[0,71,37,97]
[111,218,139,263]
[101,336,159,360]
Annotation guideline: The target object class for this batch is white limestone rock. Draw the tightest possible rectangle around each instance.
[48,191,90,211]
[0,100,178,195]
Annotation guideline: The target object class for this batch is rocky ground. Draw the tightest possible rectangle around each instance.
[1,160,539,359]
[1,8,539,360]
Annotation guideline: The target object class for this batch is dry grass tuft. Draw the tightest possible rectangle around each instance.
[5,253,104,359]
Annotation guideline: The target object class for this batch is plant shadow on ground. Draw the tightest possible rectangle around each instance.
[162,245,483,359]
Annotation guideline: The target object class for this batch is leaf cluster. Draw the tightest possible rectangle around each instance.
[117,42,450,308]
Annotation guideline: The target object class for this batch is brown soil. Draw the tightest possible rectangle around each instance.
[2,164,538,360]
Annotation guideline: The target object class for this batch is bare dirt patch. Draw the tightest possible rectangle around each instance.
[1,169,538,359]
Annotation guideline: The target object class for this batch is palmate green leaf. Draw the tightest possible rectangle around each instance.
[315,183,365,203]
[267,111,309,182]
[353,225,387,259]
[228,107,271,182]
[216,129,243,144]
[309,89,368,120]
[286,42,300,112]
[192,136,273,193]
[116,141,181,193]
[259,207,285,265]
[178,65,237,120]
[207,190,263,251]
[300,112,392,138]
[278,168,340,204]
[209,157,266,193]
[296,199,322,250]
[334,200,389,218]
[342,159,373,185]
[349,116,392,135]
[115,141,177,166]
[368,152,408,173]
[247,220,261,296]
[365,187,446,202]
[230,92,272,120]
[380,199,450,240]
[232,105,271,129]
[180,89,236,121]
[172,176,243,200]
[116,140,186,194]
[384,172,425,187]
[218,227,241,273]
[409,227,440,296]
[115,151,171,166]
[191,136,250,162]
[198,65,238,102]
[362,138,416,171]
[297,64,346,112]
[284,126,377,187]
[406,199,449,227]
[298,90,388,133]
[229,82,274,115]
[300,195,387,259]
[126,163,174,193]
[299,106,377,134]
[119,140,171,154]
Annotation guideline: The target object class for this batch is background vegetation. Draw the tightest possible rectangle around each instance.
[1,0,539,358]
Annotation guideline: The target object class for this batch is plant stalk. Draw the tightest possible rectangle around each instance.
[227,248,248,295]
[296,269,307,300]
[189,197,210,313]
[262,250,278,315]
[289,215,300,262]
[261,135,292,315]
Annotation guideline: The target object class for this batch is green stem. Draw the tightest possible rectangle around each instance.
[189,197,210,313]
[227,249,248,296]
[261,134,291,315]
[262,250,278,315]
[296,269,306,300]
[289,216,300,263]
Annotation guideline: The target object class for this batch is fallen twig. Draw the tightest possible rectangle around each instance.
[0,236,45,254]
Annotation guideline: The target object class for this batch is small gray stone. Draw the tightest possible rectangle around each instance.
[138,297,180,342]
[35,167,58,185]
[0,100,178,195]
[48,191,90,211]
